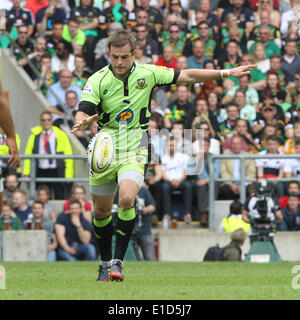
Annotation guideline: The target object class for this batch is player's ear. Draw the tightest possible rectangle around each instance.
[132,49,137,58]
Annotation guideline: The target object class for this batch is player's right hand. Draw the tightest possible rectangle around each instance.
[70,114,98,133]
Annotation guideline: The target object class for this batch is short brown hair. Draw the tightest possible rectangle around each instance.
[107,30,136,53]
[69,199,82,208]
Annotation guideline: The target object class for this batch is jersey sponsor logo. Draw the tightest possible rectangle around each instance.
[115,108,134,124]
[136,78,148,89]
[82,82,93,94]
[155,66,171,72]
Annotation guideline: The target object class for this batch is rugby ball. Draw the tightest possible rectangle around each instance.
[87,131,115,173]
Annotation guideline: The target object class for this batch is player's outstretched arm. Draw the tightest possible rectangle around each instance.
[0,82,20,168]
[176,64,256,84]
[70,111,98,133]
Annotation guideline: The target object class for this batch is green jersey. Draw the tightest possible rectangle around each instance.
[79,62,179,155]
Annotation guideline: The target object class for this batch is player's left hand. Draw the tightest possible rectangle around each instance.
[230,64,256,78]
[6,136,20,168]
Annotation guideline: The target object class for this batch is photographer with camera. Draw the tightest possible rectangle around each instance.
[242,180,283,243]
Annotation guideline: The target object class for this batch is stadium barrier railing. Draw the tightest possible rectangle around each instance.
[208,153,300,231]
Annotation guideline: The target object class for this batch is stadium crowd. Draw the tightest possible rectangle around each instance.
[0,0,300,260]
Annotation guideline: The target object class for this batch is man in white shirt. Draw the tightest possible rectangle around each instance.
[161,136,192,223]
[256,135,287,198]
[280,0,300,37]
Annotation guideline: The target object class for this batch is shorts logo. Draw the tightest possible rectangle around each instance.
[136,78,147,89]
[115,108,134,124]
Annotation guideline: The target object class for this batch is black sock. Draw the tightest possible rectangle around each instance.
[93,217,114,262]
[114,217,136,261]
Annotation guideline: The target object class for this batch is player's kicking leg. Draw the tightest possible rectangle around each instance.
[110,171,143,281]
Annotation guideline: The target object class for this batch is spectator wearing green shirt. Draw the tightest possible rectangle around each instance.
[0,12,18,49]
[184,21,216,58]
[159,23,186,58]
[0,200,23,231]
[62,17,86,56]
[269,54,286,89]
[248,25,281,59]
[240,54,266,91]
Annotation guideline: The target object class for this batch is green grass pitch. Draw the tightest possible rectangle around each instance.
[0,261,300,300]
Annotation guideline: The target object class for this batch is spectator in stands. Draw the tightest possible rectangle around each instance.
[70,0,101,70]
[35,53,57,96]
[8,0,35,37]
[92,46,111,73]
[23,111,74,200]
[134,24,159,63]
[146,116,163,221]
[46,69,82,125]
[63,184,92,222]
[280,0,300,37]
[219,200,250,232]
[256,135,286,198]
[269,54,286,89]
[155,45,177,69]
[18,35,48,80]
[249,25,280,59]
[221,75,260,109]
[251,42,271,74]
[207,91,226,125]
[134,0,163,36]
[3,173,20,203]
[36,0,67,35]
[31,200,58,261]
[55,199,96,261]
[94,22,123,61]
[190,98,220,139]
[263,72,288,105]
[0,200,23,230]
[219,103,240,141]
[36,184,57,222]
[277,181,300,209]
[12,189,32,226]
[217,40,241,72]
[191,0,218,33]
[252,104,285,137]
[163,1,188,31]
[187,39,213,69]
[72,54,90,90]
[239,54,266,91]
[221,0,255,38]
[164,84,194,129]
[134,41,152,64]
[277,194,300,231]
[281,39,300,83]
[12,24,34,62]
[195,137,221,227]
[219,135,256,200]
[284,139,300,181]
[234,90,257,124]
[223,118,256,153]
[159,23,186,58]
[62,17,86,56]
[161,136,192,223]
[24,0,48,20]
[192,120,221,155]
[222,228,248,261]
[45,21,64,55]
[284,122,300,154]
[253,1,280,28]
[51,39,75,74]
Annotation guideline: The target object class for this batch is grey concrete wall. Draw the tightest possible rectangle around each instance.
[0,230,47,261]
[154,230,300,262]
